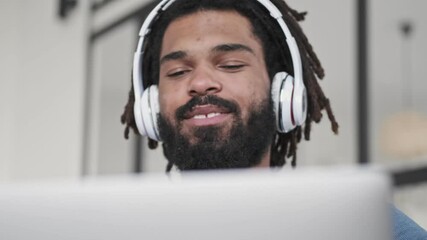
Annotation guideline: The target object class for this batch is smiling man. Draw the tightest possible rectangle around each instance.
[120,0,427,238]
[121,0,338,172]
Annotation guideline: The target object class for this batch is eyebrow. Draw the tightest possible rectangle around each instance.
[159,43,255,65]
[212,43,255,55]
[160,51,187,65]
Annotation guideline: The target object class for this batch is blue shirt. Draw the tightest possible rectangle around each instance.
[393,207,427,240]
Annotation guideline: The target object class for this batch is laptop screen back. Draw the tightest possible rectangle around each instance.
[0,167,393,240]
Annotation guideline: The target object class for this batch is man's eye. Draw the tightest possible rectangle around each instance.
[219,64,245,71]
[167,70,190,78]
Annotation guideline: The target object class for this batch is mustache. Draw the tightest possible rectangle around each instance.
[175,95,239,120]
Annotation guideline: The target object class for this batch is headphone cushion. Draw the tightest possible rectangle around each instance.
[134,96,147,136]
[271,72,296,133]
[292,84,308,126]
[272,72,287,129]
[141,86,161,141]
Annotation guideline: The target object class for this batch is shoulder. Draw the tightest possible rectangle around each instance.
[393,206,427,240]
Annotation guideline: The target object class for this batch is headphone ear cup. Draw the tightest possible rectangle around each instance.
[271,72,287,132]
[141,85,161,141]
[133,93,148,137]
[271,72,296,133]
[292,83,308,126]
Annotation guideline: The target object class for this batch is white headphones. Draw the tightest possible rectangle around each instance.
[132,0,307,141]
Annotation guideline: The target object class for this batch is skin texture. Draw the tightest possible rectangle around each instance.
[158,10,272,167]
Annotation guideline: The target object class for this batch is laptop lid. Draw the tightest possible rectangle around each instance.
[0,167,393,240]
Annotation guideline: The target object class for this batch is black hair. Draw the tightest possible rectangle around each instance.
[121,0,339,171]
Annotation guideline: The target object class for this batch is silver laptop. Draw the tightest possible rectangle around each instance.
[0,167,393,240]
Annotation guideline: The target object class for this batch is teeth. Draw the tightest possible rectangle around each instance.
[193,113,221,119]
[207,113,220,118]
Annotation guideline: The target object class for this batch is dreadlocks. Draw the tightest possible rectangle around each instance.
[120,0,339,171]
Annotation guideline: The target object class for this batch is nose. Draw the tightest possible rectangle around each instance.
[187,67,222,97]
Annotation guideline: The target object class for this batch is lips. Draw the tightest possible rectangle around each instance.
[175,95,239,127]
[183,105,231,120]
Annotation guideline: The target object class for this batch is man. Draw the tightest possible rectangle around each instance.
[122,0,338,171]
[121,0,426,238]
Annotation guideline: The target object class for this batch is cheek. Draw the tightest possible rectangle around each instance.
[233,76,270,120]
[158,83,187,121]
[158,94,170,117]
[158,83,174,119]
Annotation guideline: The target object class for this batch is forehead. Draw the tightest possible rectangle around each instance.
[166,9,252,31]
[160,10,262,56]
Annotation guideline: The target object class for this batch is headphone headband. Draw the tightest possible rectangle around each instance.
[133,0,176,100]
[133,0,303,93]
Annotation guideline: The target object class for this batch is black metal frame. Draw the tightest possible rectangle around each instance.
[58,0,78,19]
[91,0,117,12]
[393,166,427,187]
[357,0,369,165]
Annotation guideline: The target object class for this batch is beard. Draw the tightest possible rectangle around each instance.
[158,95,276,171]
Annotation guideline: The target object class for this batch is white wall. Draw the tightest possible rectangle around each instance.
[288,0,357,166]
[84,0,154,175]
[0,1,19,181]
[85,20,137,175]
[0,0,89,181]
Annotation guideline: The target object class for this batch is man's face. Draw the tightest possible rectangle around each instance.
[157,10,275,169]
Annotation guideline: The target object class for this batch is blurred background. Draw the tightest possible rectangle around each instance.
[0,0,426,227]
